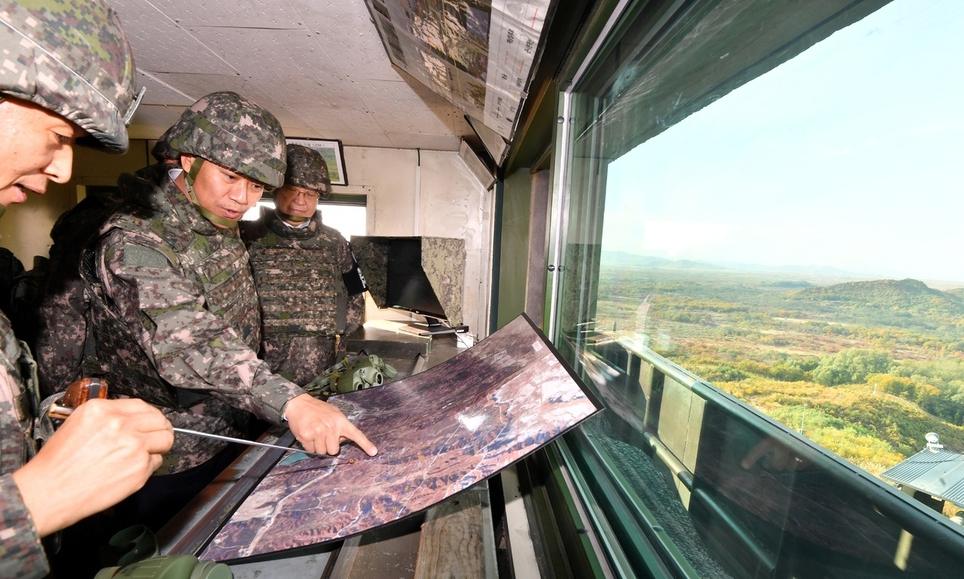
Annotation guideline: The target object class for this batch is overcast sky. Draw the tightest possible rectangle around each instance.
[603,0,963,284]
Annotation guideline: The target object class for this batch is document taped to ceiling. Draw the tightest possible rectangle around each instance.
[365,0,553,140]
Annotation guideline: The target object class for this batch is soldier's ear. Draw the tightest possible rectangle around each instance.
[179,154,196,174]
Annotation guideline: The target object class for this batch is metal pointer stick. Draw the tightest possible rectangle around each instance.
[44,380,322,457]
[172,427,322,457]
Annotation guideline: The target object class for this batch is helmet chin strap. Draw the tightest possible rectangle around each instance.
[183,158,239,230]
[276,210,311,224]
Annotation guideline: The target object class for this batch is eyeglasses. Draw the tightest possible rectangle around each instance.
[288,188,320,201]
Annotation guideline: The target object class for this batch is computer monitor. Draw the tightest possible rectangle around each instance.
[351,236,467,334]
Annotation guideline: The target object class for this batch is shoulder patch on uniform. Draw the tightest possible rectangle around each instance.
[123,244,172,268]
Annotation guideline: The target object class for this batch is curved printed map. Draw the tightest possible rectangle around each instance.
[201,314,599,561]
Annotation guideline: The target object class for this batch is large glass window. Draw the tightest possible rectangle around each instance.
[550,0,964,576]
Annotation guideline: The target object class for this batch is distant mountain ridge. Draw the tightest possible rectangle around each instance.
[600,251,853,277]
[600,251,723,270]
[600,252,964,286]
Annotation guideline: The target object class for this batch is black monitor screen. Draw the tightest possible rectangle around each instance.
[385,238,447,320]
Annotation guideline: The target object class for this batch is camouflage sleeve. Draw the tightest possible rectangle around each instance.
[0,474,49,579]
[337,237,353,273]
[100,233,303,423]
[346,293,365,336]
[338,239,364,335]
[35,278,87,397]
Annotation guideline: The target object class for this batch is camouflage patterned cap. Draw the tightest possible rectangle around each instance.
[151,123,180,162]
[0,0,140,153]
[166,91,287,188]
[283,144,332,198]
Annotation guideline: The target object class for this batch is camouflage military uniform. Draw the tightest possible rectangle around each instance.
[84,167,303,473]
[0,312,48,578]
[34,182,139,397]
[242,210,365,385]
[1,0,138,573]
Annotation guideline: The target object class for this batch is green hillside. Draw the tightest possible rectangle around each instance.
[795,278,961,310]
[719,377,964,475]
[791,278,964,330]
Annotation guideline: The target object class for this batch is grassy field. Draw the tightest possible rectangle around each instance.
[595,259,964,479]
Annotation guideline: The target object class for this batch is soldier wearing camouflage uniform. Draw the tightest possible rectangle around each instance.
[34,185,132,396]
[242,144,366,386]
[83,92,376,489]
[35,114,183,397]
[1,2,173,576]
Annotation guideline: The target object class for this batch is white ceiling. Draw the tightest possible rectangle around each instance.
[112,0,472,150]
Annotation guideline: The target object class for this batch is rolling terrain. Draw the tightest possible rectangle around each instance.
[595,260,964,479]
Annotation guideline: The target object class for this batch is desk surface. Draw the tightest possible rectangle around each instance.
[346,323,432,359]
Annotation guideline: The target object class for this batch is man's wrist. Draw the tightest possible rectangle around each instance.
[281,393,308,422]
[257,374,306,424]
[11,466,57,538]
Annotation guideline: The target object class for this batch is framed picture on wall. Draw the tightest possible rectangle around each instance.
[286,137,348,186]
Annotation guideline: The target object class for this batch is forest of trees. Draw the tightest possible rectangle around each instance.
[594,260,964,479]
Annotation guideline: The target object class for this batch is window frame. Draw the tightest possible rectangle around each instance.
[535,0,964,576]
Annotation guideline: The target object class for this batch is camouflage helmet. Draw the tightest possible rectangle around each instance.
[0,0,140,153]
[283,144,332,198]
[165,91,286,188]
[151,123,180,162]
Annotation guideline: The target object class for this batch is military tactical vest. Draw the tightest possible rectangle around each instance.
[243,211,349,336]
[80,169,262,472]
[241,211,352,385]
[84,170,261,408]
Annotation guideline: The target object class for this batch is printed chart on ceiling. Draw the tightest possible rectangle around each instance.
[366,0,551,139]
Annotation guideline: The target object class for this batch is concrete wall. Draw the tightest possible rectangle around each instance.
[0,142,492,337]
